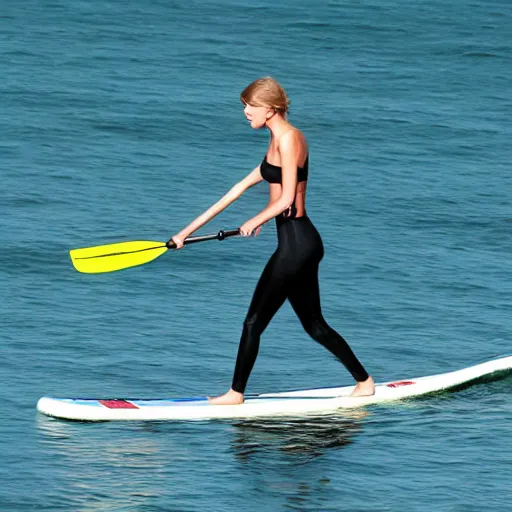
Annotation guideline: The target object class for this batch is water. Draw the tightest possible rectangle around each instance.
[2,0,511,510]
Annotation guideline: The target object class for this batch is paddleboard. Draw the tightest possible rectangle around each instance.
[36,356,512,421]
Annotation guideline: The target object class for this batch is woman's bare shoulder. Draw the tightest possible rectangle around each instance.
[281,126,305,141]
[279,127,308,154]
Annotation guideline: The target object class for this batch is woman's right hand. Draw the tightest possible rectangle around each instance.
[168,234,186,249]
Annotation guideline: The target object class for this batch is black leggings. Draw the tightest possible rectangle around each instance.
[231,215,369,393]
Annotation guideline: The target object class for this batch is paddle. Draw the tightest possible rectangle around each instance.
[70,229,240,274]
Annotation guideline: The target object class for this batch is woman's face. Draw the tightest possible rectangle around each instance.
[243,103,274,129]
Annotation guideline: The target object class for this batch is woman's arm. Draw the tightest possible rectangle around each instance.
[240,132,301,234]
[170,165,263,246]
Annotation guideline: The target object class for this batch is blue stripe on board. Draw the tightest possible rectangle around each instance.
[59,399,104,407]
[52,395,345,408]
[132,398,210,406]
[55,397,211,406]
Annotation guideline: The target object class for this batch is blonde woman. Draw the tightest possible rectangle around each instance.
[171,77,374,404]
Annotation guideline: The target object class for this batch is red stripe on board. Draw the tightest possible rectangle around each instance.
[99,399,139,409]
[386,381,416,388]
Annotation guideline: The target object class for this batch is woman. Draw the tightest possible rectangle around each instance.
[170,77,374,405]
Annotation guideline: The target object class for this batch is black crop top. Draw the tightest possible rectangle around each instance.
[260,155,309,184]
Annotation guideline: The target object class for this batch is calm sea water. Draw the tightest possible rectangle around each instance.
[2,0,511,510]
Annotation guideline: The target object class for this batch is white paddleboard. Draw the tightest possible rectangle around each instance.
[36,356,512,421]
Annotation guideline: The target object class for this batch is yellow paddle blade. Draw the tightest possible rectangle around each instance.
[70,241,168,274]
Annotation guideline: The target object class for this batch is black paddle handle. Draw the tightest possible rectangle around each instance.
[166,229,240,249]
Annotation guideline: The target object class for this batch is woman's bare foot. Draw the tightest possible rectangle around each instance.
[208,388,245,405]
[351,376,375,397]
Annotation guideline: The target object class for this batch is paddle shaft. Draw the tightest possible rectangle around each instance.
[166,229,240,249]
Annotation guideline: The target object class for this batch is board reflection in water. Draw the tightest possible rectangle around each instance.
[231,410,368,461]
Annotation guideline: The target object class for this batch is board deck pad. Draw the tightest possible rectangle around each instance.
[36,356,512,421]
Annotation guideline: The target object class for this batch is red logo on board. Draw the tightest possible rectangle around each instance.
[386,381,415,388]
[99,399,139,409]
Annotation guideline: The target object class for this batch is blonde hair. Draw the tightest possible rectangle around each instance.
[240,77,290,115]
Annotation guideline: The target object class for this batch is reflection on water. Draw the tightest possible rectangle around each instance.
[228,411,370,511]
[36,409,370,511]
[231,410,369,462]
[37,416,168,467]
[37,408,369,464]
[36,416,169,511]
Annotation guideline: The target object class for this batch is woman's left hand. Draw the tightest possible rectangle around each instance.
[239,220,262,237]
